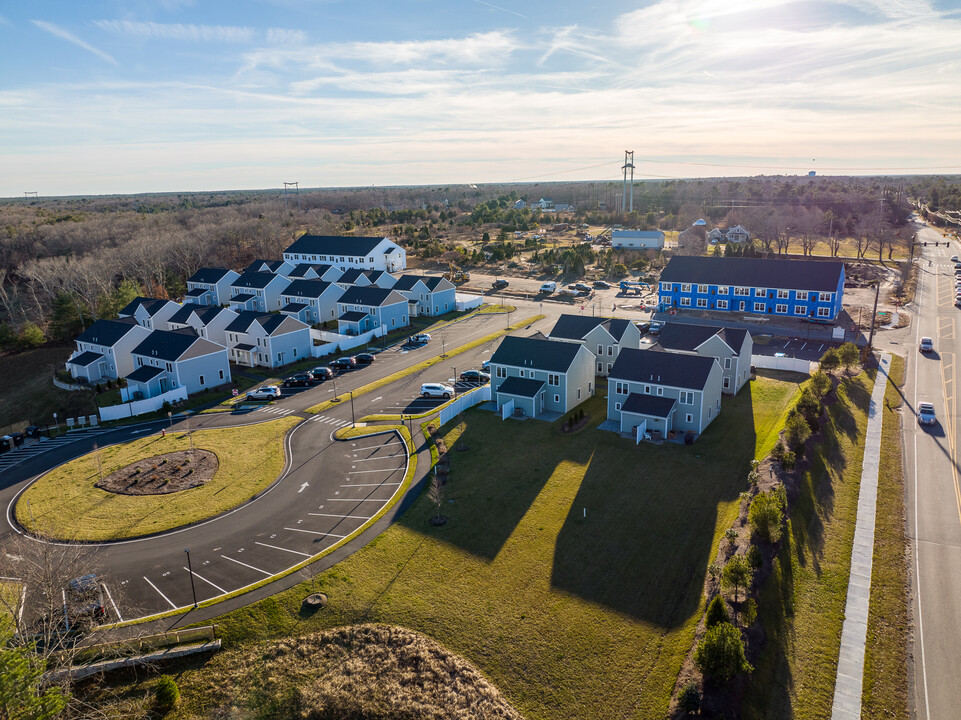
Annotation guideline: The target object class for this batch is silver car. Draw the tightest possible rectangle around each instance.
[917,401,936,426]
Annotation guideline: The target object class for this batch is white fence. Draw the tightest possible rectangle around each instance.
[99,386,188,421]
[752,354,813,374]
[438,384,491,426]
[455,292,484,311]
[310,327,387,358]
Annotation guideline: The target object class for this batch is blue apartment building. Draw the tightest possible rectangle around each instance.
[658,257,845,320]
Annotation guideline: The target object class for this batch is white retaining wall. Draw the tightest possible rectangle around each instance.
[311,327,387,358]
[99,386,188,421]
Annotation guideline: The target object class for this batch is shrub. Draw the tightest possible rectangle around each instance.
[781,449,796,470]
[771,442,785,463]
[706,595,730,628]
[819,347,841,372]
[725,528,738,547]
[95,383,102,394]
[106,379,114,389]
[747,544,763,572]
[722,554,752,602]
[749,489,785,543]
[694,622,752,682]
[796,388,821,427]
[678,680,702,714]
[162,400,172,414]
[809,370,832,400]
[838,342,860,369]
[785,409,812,452]
[155,675,180,712]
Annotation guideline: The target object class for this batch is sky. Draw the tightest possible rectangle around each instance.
[1,0,960,197]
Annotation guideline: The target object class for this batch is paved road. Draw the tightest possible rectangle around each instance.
[903,227,961,720]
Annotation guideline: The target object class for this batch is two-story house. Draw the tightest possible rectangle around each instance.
[126,329,231,400]
[117,297,181,331]
[279,279,344,325]
[228,271,291,313]
[652,323,752,395]
[224,311,312,368]
[546,314,642,376]
[282,234,406,273]
[657,256,845,320]
[391,275,457,317]
[165,303,239,349]
[607,348,723,440]
[185,267,240,306]
[335,286,409,335]
[284,263,343,282]
[489,335,595,419]
[334,268,397,291]
[66,318,152,382]
[708,225,751,244]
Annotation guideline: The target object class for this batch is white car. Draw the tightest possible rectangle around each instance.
[917,401,937,426]
[409,333,431,344]
[247,385,281,400]
[420,383,454,399]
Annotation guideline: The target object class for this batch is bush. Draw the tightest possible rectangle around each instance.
[781,448,796,470]
[95,383,102,394]
[785,408,812,452]
[694,622,752,682]
[771,442,785,463]
[749,489,785,543]
[17,321,45,349]
[838,342,860,369]
[796,388,821,427]
[678,680,702,714]
[155,675,180,712]
[106,379,114,389]
[809,370,832,400]
[162,400,172,414]
[819,347,841,372]
[706,595,730,628]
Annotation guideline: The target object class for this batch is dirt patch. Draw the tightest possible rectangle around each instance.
[95,450,218,495]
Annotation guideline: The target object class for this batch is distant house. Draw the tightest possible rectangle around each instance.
[126,329,230,399]
[489,335,595,418]
[282,234,406,273]
[224,311,312,368]
[547,314,642,376]
[658,256,845,320]
[228,271,290,313]
[117,297,181,331]
[279,279,344,325]
[391,275,456,317]
[528,198,553,210]
[708,225,750,244]
[607,348,723,439]
[652,323,752,395]
[66,318,152,383]
[284,263,342,282]
[513,200,527,210]
[335,268,397,291]
[165,304,239,349]
[611,230,665,250]
[185,268,240,306]
[335,286,409,335]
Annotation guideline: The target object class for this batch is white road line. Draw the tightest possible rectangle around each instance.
[349,468,401,474]
[309,512,372,520]
[0,576,22,580]
[351,441,404,450]
[220,554,273,576]
[254,541,310,557]
[103,583,123,622]
[350,455,404,462]
[182,567,228,594]
[341,482,402,487]
[326,497,386,502]
[143,576,177,609]
[284,527,347,538]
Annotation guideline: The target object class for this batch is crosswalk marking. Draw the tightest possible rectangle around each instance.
[0,430,112,471]
[310,415,350,426]
[253,406,294,416]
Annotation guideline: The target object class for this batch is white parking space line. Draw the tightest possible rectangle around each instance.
[103,583,123,622]
[350,455,404,462]
[220,554,273,576]
[143,576,177,609]
[326,497,386,502]
[309,512,372,520]
[351,441,404,450]
[341,482,402,487]
[254,541,310,557]
[348,468,401,474]
[182,567,228,594]
[284,527,347,538]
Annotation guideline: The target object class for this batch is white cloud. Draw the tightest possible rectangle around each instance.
[93,20,255,43]
[31,20,118,65]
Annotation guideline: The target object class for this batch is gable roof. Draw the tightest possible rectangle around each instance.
[609,348,717,390]
[284,234,388,258]
[188,267,234,284]
[245,259,287,274]
[67,350,103,367]
[337,286,406,307]
[131,329,224,362]
[76,317,141,347]
[281,279,337,299]
[659,256,844,292]
[422,276,453,291]
[167,303,208,325]
[232,271,284,290]
[286,263,334,279]
[489,335,584,373]
[126,365,165,383]
[337,268,367,284]
[117,297,174,318]
[225,310,307,336]
[655,323,747,355]
[392,274,429,292]
[548,314,634,342]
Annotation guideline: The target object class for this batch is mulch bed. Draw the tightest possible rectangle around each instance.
[95,450,218,495]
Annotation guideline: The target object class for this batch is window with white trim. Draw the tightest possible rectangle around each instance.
[697,298,708,308]
[777,289,789,299]
[519,369,526,377]
[817,307,830,317]
[698,284,708,293]
[723,377,731,389]
[597,361,603,373]
[686,413,693,423]
[496,366,506,378]
[657,387,664,396]
[754,302,766,312]
[796,291,808,301]
[548,374,559,386]
[755,287,766,296]
[717,299,728,309]
[219,369,224,380]
[597,344,603,354]
[717,286,728,294]
[615,381,629,394]
[615,402,621,411]
[724,357,732,369]
[679,391,694,404]
[794,306,805,315]
[680,297,691,307]
[554,394,560,403]
[199,375,205,386]
[681,283,692,292]
[607,346,614,356]
[776,303,788,313]
[734,287,750,296]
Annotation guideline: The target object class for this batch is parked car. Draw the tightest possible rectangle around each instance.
[572,282,592,292]
[460,369,491,383]
[67,574,107,624]
[311,366,333,381]
[633,321,651,333]
[952,255,959,262]
[917,401,937,426]
[491,279,509,290]
[409,333,431,344]
[247,385,281,400]
[919,336,934,353]
[593,280,611,289]
[649,321,665,335]
[283,374,312,388]
[540,281,557,294]
[354,352,376,364]
[481,359,491,371]
[330,356,357,371]
[420,383,455,399]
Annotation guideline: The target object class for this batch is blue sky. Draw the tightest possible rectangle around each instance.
[2,0,960,197]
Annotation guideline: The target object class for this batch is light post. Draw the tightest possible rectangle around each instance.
[185,548,198,607]
[52,412,57,437]
[451,366,457,393]
[348,390,356,427]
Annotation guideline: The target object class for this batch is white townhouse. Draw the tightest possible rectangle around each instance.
[245,258,295,276]
[224,311,312,368]
[607,348,723,440]
[65,318,152,383]
[334,268,397,290]
[284,263,343,282]
[282,234,406,273]
[228,271,291,313]
[391,275,457,317]
[125,329,231,400]
[165,303,239,349]
[489,335,595,419]
[336,286,409,336]
[547,314,642,376]
[117,297,181,331]
[653,323,752,395]
[185,267,240,306]
[279,279,344,325]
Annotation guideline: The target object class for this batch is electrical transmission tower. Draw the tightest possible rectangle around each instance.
[283,182,300,213]
[621,151,635,214]
[24,191,38,198]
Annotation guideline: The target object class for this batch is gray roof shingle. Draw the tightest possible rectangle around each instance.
[490,335,584,373]
[659,256,843,292]
[548,314,633,342]
[132,329,224,362]
[76,317,141,347]
[621,393,677,418]
[284,234,388,257]
[609,348,717,390]
[338,286,406,307]
[496,377,546,398]
[281,279,336,299]
[655,323,747,355]
[188,267,234,284]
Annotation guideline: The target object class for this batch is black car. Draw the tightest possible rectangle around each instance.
[311,366,334,381]
[354,353,376,364]
[330,356,357,371]
[460,369,491,383]
[282,374,312,388]
[491,279,509,290]
[593,280,611,289]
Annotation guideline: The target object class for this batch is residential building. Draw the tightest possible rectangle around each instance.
[282,234,406,273]
[546,314,642,376]
[228,271,291,313]
[708,225,751,244]
[284,263,342,282]
[335,286,409,335]
[117,297,181,331]
[489,335,594,418]
[224,311,312,368]
[391,275,456,317]
[66,318,152,382]
[279,279,344,325]
[653,323,752,395]
[126,329,231,399]
[658,256,845,320]
[611,230,665,250]
[185,267,240,306]
[335,268,397,290]
[165,303,239,348]
[607,348,723,439]
[245,259,294,276]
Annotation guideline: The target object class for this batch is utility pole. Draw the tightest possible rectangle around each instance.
[283,182,300,213]
[621,151,635,215]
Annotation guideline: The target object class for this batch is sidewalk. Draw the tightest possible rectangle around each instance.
[830,351,892,720]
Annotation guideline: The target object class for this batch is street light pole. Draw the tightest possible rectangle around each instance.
[185,548,198,607]
[349,390,356,427]
[451,366,456,393]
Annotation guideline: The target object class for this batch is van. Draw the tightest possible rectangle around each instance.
[540,281,557,294]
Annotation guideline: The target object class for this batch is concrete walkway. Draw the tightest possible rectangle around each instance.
[831,351,892,720]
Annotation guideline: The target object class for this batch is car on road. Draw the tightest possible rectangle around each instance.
[459,369,491,383]
[593,280,611,289]
[952,255,959,262]
[283,374,312,388]
[919,336,934,353]
[409,333,431,344]
[330,356,357,371]
[540,281,557,294]
[311,366,333,381]
[491,279,509,290]
[247,385,281,400]
[917,401,937,426]
[354,352,376,364]
[420,382,455,399]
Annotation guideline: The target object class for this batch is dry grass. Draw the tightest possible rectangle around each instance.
[0,346,97,432]
[16,417,298,541]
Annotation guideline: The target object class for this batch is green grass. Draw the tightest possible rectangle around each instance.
[0,581,22,636]
[16,416,298,541]
[742,368,874,719]
[201,373,799,720]
[861,354,909,720]
[0,346,98,432]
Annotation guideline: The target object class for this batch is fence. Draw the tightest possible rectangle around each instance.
[438,384,491,426]
[99,386,188,421]
[310,326,387,358]
[752,354,813,374]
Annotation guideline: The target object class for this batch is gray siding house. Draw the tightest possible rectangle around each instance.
[165,304,239,349]
[547,314,642,376]
[336,286,409,335]
[392,275,457,317]
[66,318,152,382]
[279,279,344,325]
[229,271,291,313]
[653,323,752,395]
[127,329,231,399]
[117,297,181,331]
[185,267,240,306]
[224,312,312,368]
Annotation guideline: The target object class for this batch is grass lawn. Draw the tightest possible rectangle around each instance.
[0,346,98,432]
[0,581,22,635]
[199,372,800,720]
[742,367,875,718]
[16,416,298,541]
